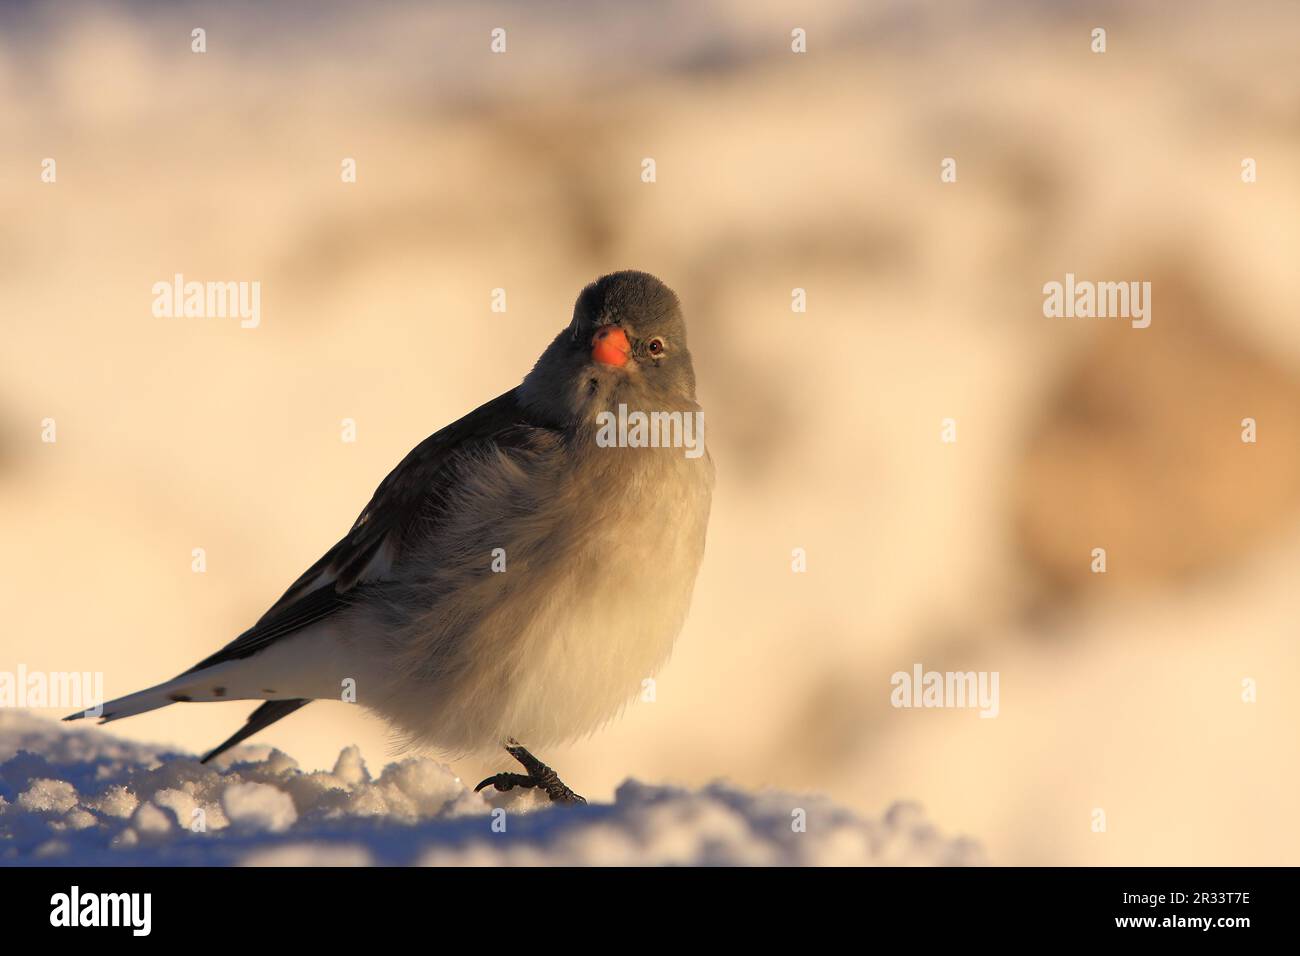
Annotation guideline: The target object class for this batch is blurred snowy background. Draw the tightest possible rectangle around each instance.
[2,0,1298,865]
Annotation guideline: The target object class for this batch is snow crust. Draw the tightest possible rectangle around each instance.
[0,712,982,866]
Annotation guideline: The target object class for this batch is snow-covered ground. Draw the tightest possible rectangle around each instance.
[0,712,982,866]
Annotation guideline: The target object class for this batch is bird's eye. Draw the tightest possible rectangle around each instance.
[647,337,666,357]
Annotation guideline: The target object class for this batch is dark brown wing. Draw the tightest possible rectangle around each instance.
[183,388,551,674]
[199,699,312,764]
[269,389,540,606]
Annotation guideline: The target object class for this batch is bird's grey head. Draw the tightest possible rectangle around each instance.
[520,271,698,425]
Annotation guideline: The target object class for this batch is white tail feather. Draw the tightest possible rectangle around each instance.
[65,624,356,724]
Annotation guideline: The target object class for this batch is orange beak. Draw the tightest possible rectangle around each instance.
[591,325,631,367]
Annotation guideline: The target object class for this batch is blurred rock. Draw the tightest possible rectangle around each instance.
[1015,267,1300,595]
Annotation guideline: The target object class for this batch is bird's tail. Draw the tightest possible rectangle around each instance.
[63,625,341,758]
[63,650,288,723]
[64,669,312,765]
[62,627,338,725]
[62,670,210,724]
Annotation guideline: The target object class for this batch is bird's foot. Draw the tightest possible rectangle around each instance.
[474,742,587,805]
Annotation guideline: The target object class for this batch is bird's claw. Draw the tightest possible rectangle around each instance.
[474,772,539,793]
[473,744,587,805]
